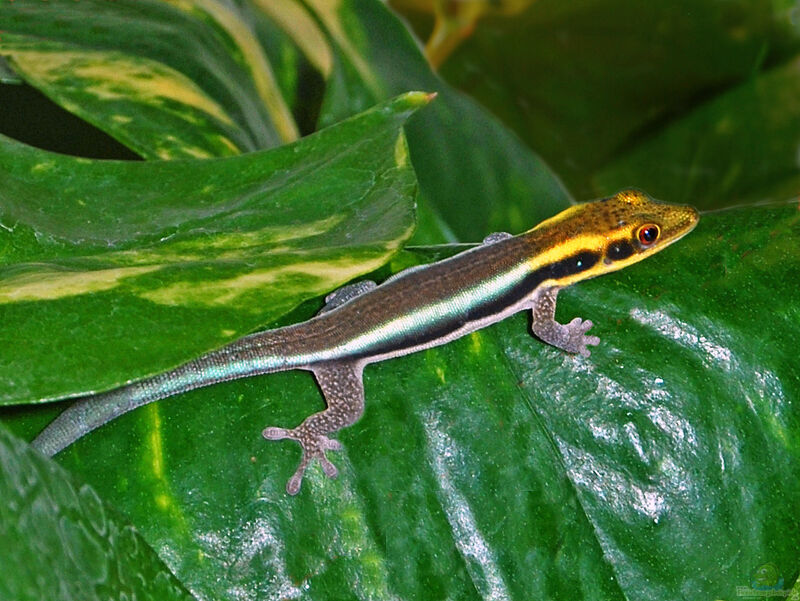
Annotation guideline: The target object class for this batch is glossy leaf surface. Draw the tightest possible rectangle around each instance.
[3,203,796,601]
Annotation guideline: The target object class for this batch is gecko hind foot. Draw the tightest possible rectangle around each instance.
[262,426,343,495]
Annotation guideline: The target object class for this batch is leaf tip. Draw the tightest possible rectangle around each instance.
[403,90,438,108]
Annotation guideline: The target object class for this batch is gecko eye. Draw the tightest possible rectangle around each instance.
[637,224,660,246]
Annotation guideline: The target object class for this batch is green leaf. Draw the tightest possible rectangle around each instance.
[504,202,800,598]
[1,0,573,238]
[414,0,800,203]
[0,0,298,158]
[0,92,426,405]
[594,57,800,208]
[0,422,197,601]
[3,1,799,599]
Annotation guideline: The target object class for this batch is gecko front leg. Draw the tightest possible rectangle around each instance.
[530,286,600,357]
[263,362,365,495]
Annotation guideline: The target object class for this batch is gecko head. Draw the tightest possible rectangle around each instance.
[593,189,699,271]
[526,189,699,283]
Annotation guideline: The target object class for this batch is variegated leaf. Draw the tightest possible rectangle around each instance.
[0,92,428,404]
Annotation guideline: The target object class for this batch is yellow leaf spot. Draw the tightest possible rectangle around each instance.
[141,255,392,308]
[213,134,240,155]
[31,161,55,174]
[394,133,409,169]
[147,404,165,479]
[157,144,214,160]
[0,265,159,304]
[469,332,483,354]
[107,216,349,265]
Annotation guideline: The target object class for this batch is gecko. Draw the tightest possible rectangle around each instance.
[31,189,699,495]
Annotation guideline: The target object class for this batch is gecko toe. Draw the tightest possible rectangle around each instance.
[263,426,292,440]
[560,317,601,356]
[286,469,305,495]
[578,334,600,357]
[319,456,339,478]
[568,317,594,333]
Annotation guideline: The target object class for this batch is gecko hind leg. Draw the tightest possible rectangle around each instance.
[263,362,365,495]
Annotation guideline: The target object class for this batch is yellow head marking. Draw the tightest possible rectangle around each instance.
[524,189,699,286]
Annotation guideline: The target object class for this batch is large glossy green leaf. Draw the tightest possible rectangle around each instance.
[3,203,796,600]
[0,0,298,158]
[0,92,425,405]
[503,202,800,598]
[401,0,800,204]
[0,423,197,601]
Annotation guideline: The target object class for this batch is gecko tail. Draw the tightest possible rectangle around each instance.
[31,365,244,456]
[30,370,183,456]
[30,364,261,456]
[31,328,305,456]
[32,392,126,456]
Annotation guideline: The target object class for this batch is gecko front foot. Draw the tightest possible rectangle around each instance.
[562,317,601,357]
[262,425,343,495]
[530,287,601,357]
